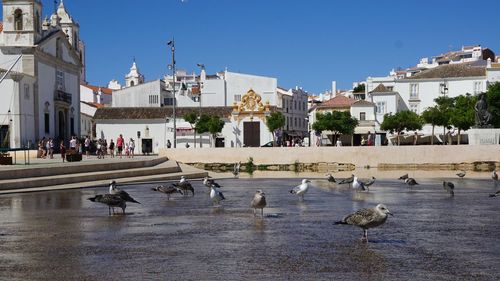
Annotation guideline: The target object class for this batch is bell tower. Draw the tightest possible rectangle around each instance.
[1,0,43,46]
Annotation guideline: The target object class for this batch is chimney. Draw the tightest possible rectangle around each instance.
[487,58,492,68]
[331,81,337,95]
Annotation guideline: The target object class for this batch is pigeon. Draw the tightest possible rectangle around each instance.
[326,173,336,183]
[109,181,140,204]
[151,185,183,200]
[338,175,354,185]
[335,204,393,243]
[88,194,126,215]
[489,190,500,197]
[442,181,455,196]
[398,174,409,180]
[289,179,311,200]
[456,171,466,178]
[492,170,498,181]
[250,190,267,217]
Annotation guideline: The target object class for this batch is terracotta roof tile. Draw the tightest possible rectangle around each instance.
[407,64,486,79]
[369,84,392,93]
[352,100,375,107]
[82,84,113,95]
[317,96,356,108]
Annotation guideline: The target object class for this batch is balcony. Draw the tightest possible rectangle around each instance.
[54,90,72,104]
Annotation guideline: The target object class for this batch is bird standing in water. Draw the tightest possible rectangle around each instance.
[290,179,311,200]
[251,190,267,217]
[88,194,126,215]
[109,181,140,204]
[335,204,393,243]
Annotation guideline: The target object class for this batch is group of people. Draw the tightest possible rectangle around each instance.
[38,135,80,162]
[84,134,135,159]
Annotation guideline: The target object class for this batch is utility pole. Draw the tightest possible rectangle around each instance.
[168,39,176,148]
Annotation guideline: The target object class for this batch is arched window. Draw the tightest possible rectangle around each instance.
[14,9,23,31]
[130,81,135,87]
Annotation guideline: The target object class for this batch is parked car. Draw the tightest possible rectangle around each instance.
[260,141,274,147]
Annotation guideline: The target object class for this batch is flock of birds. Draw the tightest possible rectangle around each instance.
[87,167,500,243]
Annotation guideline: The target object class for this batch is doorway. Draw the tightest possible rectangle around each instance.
[243,122,260,147]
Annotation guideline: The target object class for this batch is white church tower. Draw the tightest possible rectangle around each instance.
[1,0,43,46]
[125,60,145,87]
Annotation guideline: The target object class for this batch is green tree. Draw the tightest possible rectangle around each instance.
[434,96,454,139]
[450,94,476,144]
[381,110,423,145]
[353,84,365,93]
[265,111,285,146]
[312,111,358,145]
[183,112,198,147]
[486,82,500,128]
[196,114,225,147]
[421,106,447,145]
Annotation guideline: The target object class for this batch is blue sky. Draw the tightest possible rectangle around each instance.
[4,0,500,93]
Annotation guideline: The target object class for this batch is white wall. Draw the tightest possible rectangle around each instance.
[112,80,163,107]
[225,72,277,106]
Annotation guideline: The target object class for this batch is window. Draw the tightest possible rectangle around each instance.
[234,95,241,102]
[24,84,30,99]
[294,101,297,110]
[14,9,23,31]
[130,81,135,87]
[164,97,174,106]
[474,81,483,94]
[56,70,64,90]
[70,117,75,135]
[439,83,448,95]
[149,95,159,104]
[35,11,40,32]
[360,112,366,121]
[56,38,62,59]
[410,83,419,99]
[410,104,419,114]
[44,113,50,133]
[376,101,386,114]
[386,86,394,91]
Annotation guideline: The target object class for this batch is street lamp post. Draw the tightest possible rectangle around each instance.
[168,39,177,148]
[196,63,205,148]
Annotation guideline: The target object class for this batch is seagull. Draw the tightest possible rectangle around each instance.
[173,176,195,196]
[210,184,225,206]
[363,177,376,188]
[442,181,455,196]
[88,194,126,215]
[489,190,500,197]
[151,185,183,200]
[203,177,221,189]
[492,170,498,181]
[251,190,267,217]
[326,173,336,183]
[338,174,354,185]
[456,171,466,178]
[404,178,419,187]
[334,203,393,243]
[352,176,367,191]
[398,174,409,180]
[289,179,311,200]
[232,162,241,178]
[109,181,140,204]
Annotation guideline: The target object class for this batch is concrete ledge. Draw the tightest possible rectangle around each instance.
[160,145,500,168]
[0,156,169,180]
[0,159,181,190]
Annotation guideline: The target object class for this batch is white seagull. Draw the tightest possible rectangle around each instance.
[363,177,376,189]
[210,184,225,207]
[203,177,221,189]
[404,178,419,187]
[250,190,267,217]
[492,170,498,181]
[289,179,311,200]
[352,176,367,191]
[335,203,393,243]
[456,171,466,178]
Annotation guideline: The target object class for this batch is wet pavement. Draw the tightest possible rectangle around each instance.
[0,176,499,280]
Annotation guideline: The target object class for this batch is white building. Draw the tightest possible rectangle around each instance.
[0,0,84,148]
[80,84,112,137]
[94,89,279,151]
[276,86,308,142]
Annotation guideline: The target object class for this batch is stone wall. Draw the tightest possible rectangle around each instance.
[160,145,500,170]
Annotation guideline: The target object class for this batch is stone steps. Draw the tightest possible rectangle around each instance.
[0,159,188,191]
[0,164,208,194]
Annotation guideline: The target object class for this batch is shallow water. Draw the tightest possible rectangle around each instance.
[0,178,499,280]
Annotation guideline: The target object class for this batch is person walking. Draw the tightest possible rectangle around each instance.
[69,136,77,151]
[60,140,66,162]
[84,136,91,158]
[129,138,135,158]
[117,134,124,158]
[166,140,172,149]
[49,138,54,159]
[109,139,115,158]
